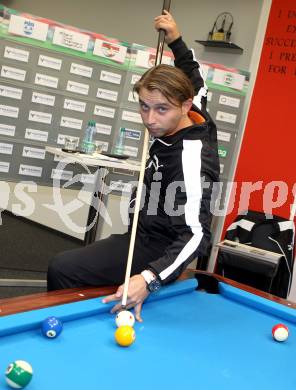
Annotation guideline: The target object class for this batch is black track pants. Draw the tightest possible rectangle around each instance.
[47,233,166,291]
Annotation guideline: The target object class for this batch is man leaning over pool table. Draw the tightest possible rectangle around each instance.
[47,11,219,322]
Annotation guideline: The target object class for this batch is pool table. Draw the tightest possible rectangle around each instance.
[0,272,295,390]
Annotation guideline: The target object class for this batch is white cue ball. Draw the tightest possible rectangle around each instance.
[115,310,135,327]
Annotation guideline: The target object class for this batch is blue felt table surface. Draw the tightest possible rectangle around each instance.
[0,279,295,390]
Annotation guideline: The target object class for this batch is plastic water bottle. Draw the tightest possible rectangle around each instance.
[113,127,126,155]
[81,120,96,154]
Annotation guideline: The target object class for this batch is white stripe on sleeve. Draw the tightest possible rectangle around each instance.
[159,139,204,280]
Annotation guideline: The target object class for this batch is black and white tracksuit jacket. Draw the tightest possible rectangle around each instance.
[129,37,220,285]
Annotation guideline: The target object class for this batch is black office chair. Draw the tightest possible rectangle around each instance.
[216,210,295,298]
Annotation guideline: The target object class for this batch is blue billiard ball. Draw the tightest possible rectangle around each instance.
[41,316,63,338]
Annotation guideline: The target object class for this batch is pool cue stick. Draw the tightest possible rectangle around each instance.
[121,0,171,309]
[155,0,172,65]
[289,194,296,221]
[121,129,149,309]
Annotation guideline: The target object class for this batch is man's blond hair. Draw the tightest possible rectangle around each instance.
[133,64,194,106]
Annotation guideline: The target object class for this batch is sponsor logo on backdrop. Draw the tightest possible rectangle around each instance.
[102,42,119,57]
[1,66,26,81]
[216,111,237,125]
[28,110,52,124]
[0,143,13,155]
[96,88,118,102]
[95,123,112,135]
[8,15,48,41]
[34,73,59,88]
[25,128,49,142]
[38,55,62,70]
[131,74,141,85]
[70,63,93,78]
[22,147,46,160]
[94,140,108,152]
[219,95,240,108]
[123,145,138,157]
[122,110,142,124]
[0,85,23,100]
[52,27,89,53]
[24,20,34,35]
[135,50,172,69]
[51,169,73,181]
[4,46,29,62]
[93,40,127,63]
[100,70,122,85]
[66,80,89,95]
[19,164,43,177]
[60,116,83,130]
[64,99,86,113]
[0,124,15,137]
[32,92,55,106]
[217,131,231,143]
[57,134,80,145]
[0,162,10,173]
[212,69,245,91]
[218,147,228,158]
[0,104,19,118]
[93,105,115,118]
[128,91,139,103]
[122,128,141,140]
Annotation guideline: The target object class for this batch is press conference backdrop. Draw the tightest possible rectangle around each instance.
[0,6,250,240]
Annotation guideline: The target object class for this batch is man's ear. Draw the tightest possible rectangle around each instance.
[182,98,193,115]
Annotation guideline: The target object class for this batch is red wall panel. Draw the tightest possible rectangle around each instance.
[222,0,296,234]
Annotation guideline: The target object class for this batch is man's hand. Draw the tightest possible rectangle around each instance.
[102,274,149,322]
[154,10,181,45]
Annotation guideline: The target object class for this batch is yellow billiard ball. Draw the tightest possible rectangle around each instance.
[115,325,136,347]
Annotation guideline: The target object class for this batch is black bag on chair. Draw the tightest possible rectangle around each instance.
[217,210,295,298]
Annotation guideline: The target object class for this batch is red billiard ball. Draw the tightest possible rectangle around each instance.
[272,323,289,342]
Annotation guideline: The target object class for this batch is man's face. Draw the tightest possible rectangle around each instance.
[138,88,190,138]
